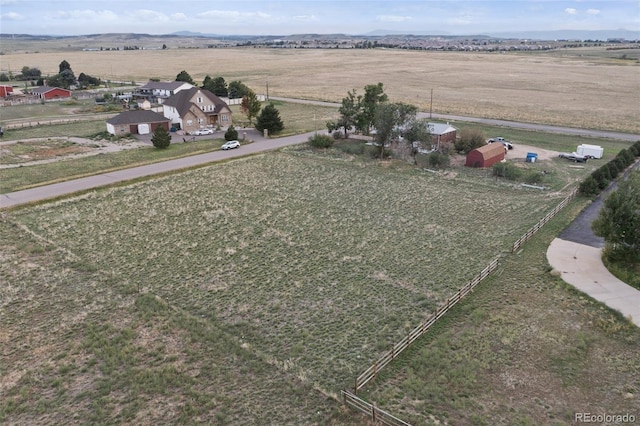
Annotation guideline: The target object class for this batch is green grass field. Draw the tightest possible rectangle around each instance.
[2,148,573,423]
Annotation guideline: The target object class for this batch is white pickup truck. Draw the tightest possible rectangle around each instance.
[488,137,513,150]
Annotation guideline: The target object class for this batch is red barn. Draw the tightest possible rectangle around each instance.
[465,143,506,168]
[31,86,72,100]
[0,85,14,97]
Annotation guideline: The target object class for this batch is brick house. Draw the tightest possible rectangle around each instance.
[162,87,232,134]
[427,122,457,149]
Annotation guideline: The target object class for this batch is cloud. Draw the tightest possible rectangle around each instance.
[197,10,271,22]
[294,15,316,22]
[586,8,601,15]
[564,8,578,15]
[0,11,23,20]
[377,14,413,23]
[171,13,187,21]
[50,9,118,21]
[128,9,169,22]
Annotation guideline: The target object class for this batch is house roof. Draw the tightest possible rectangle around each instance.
[106,110,169,126]
[163,87,230,117]
[139,81,193,91]
[471,142,506,159]
[428,122,457,135]
[31,86,70,94]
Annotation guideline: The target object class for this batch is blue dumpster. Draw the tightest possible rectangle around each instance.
[526,152,538,163]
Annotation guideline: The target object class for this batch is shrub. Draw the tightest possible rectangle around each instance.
[454,128,486,154]
[579,175,599,196]
[338,142,365,155]
[607,160,621,178]
[593,166,611,190]
[224,125,238,141]
[308,134,334,149]
[332,130,343,140]
[427,151,450,168]
[523,170,544,184]
[492,162,522,180]
[616,149,634,167]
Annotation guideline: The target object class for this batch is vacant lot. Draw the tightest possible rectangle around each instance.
[2,149,568,423]
[2,47,638,133]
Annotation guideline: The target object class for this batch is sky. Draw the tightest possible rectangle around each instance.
[0,0,638,36]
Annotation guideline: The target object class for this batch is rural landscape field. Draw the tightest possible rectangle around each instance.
[1,40,640,425]
[2,45,639,133]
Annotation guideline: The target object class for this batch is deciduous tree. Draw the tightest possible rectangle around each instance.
[592,170,640,261]
[241,90,262,124]
[357,82,388,134]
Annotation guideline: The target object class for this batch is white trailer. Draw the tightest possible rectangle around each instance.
[576,144,603,159]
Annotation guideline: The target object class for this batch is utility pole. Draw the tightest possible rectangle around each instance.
[266,80,269,101]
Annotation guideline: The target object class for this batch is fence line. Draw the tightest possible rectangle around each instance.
[353,257,499,393]
[511,188,578,252]
[342,391,412,426]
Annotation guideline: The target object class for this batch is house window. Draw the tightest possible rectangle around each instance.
[198,118,204,124]
[222,115,228,122]
[187,120,193,125]
[197,97,203,103]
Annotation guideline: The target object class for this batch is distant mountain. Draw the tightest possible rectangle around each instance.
[364,28,640,40]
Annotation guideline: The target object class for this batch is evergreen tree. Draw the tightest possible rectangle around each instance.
[175,70,195,85]
[256,103,284,135]
[151,126,171,149]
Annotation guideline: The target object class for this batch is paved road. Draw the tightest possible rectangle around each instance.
[558,160,640,247]
[0,128,320,209]
[3,98,639,209]
[270,96,640,142]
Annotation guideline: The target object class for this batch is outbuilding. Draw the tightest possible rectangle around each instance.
[465,143,506,168]
[106,110,170,136]
[31,86,72,100]
[427,122,457,148]
[0,85,14,98]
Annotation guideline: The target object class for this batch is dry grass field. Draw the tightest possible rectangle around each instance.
[3,47,639,133]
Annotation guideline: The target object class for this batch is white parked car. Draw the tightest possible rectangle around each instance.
[191,128,215,136]
[221,140,240,150]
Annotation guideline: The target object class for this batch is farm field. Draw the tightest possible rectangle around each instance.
[1,149,568,423]
[1,47,638,133]
[361,200,640,425]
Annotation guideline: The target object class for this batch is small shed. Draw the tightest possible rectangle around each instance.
[0,85,14,98]
[465,143,505,168]
[31,86,72,100]
[106,110,170,136]
[427,122,457,148]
